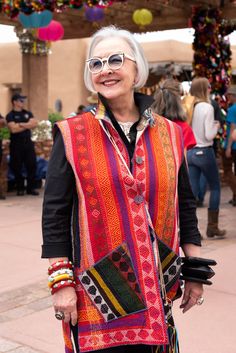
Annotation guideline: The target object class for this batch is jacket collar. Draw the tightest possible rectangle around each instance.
[91,92,155,126]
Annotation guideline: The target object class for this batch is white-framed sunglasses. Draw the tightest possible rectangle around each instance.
[86,52,136,74]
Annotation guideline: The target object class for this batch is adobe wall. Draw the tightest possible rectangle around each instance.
[0,38,235,118]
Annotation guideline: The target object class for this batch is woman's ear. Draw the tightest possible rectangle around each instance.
[133,72,139,86]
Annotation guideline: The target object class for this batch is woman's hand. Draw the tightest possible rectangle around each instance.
[180,281,204,313]
[52,286,78,326]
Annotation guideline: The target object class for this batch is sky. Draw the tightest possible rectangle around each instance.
[1,24,236,44]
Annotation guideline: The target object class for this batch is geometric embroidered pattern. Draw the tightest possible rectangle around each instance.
[79,243,146,322]
[157,237,182,294]
[58,103,184,352]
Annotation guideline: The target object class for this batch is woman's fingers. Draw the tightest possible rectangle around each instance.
[53,286,78,324]
[181,295,198,313]
[180,281,204,313]
[63,311,71,323]
[70,309,78,326]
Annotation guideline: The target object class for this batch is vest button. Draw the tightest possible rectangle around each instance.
[134,195,144,204]
[136,156,143,165]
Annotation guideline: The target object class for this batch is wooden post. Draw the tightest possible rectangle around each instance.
[22,54,48,120]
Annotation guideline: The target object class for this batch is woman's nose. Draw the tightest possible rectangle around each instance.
[101,60,112,73]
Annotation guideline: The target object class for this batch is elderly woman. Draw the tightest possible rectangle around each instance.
[42,26,204,353]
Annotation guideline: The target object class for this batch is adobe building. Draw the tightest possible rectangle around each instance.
[1,37,236,119]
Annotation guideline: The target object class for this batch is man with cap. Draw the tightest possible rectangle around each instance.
[223,85,236,206]
[6,93,39,196]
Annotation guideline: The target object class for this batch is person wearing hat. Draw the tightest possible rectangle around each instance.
[6,93,39,196]
[223,85,236,206]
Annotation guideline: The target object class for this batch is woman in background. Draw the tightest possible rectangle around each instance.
[187,77,226,239]
[152,78,196,155]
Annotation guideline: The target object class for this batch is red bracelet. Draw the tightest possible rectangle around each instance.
[48,260,73,275]
[51,280,76,295]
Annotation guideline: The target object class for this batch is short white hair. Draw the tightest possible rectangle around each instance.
[84,26,149,92]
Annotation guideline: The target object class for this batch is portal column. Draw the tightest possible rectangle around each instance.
[16,27,49,120]
[22,54,48,120]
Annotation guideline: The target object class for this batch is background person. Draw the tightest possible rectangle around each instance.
[222,85,236,206]
[232,127,236,141]
[197,93,224,207]
[187,77,226,238]
[42,26,203,353]
[6,94,39,196]
[0,113,7,199]
[152,78,196,156]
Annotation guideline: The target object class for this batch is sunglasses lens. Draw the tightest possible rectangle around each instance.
[108,54,123,70]
[89,58,102,73]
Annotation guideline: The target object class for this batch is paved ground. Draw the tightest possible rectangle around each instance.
[0,186,235,353]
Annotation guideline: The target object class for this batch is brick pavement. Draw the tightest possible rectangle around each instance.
[0,186,235,353]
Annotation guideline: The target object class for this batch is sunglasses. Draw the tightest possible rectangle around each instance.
[86,53,136,74]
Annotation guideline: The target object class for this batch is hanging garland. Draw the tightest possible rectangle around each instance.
[191,6,236,95]
[0,1,126,18]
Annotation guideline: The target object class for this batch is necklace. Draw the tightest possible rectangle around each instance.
[117,121,134,142]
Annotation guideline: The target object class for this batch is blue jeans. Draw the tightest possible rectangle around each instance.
[198,173,208,202]
[187,147,220,210]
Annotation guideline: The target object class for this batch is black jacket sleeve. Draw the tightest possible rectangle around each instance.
[41,128,76,258]
[178,159,201,246]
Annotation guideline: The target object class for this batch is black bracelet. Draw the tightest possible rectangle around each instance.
[180,256,217,285]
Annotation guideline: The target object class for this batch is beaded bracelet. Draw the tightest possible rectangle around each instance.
[51,280,76,295]
[48,260,73,275]
[48,274,74,288]
[48,268,74,283]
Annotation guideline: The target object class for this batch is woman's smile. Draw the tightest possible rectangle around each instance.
[100,78,120,87]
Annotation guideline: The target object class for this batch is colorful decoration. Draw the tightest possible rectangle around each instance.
[19,10,52,28]
[96,1,113,8]
[38,20,64,41]
[0,1,123,18]
[15,27,51,56]
[132,8,153,27]
[191,6,236,95]
[84,5,104,22]
[86,0,113,7]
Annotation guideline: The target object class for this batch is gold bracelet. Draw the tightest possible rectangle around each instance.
[48,274,74,288]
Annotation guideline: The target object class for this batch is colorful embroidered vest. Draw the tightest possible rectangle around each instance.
[57,107,183,353]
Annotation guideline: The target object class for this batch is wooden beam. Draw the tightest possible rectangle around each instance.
[0,1,236,40]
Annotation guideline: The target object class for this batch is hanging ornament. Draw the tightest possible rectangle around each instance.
[132,8,153,27]
[15,27,51,56]
[192,6,235,95]
[19,10,53,29]
[96,1,113,8]
[37,20,64,42]
[84,6,104,22]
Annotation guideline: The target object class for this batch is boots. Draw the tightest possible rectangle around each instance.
[206,209,226,238]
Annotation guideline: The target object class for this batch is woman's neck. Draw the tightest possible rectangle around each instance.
[108,95,139,123]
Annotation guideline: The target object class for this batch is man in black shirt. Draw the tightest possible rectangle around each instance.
[6,93,39,196]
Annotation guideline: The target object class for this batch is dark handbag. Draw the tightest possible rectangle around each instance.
[180,256,217,285]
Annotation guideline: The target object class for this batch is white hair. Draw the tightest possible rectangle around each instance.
[84,26,149,92]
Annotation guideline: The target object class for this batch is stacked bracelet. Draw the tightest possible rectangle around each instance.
[48,260,76,294]
[51,280,76,295]
[48,260,73,275]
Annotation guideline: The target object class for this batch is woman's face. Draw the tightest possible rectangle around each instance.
[89,37,137,101]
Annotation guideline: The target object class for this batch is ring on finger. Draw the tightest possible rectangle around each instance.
[55,310,65,320]
[196,296,204,305]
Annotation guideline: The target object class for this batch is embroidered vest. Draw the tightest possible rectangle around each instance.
[58,109,183,353]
